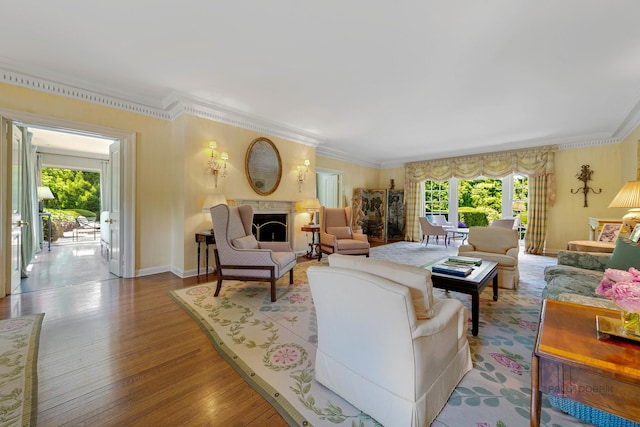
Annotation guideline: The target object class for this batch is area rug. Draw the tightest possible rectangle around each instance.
[170,243,596,426]
[0,313,44,427]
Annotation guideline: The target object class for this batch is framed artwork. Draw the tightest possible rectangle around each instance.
[598,223,622,243]
[358,188,387,242]
[629,224,640,242]
[386,190,405,241]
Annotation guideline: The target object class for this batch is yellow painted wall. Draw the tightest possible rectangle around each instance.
[378,167,405,191]
[545,140,636,251]
[181,114,316,271]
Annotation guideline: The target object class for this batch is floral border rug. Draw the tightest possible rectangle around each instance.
[0,313,44,427]
[170,242,600,426]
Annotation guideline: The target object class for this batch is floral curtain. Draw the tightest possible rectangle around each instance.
[404,145,557,252]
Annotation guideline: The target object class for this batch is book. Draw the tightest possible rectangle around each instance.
[447,256,482,266]
[432,263,473,277]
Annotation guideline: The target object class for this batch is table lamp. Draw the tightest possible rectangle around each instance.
[37,186,55,212]
[301,198,321,225]
[202,194,227,232]
[608,180,640,233]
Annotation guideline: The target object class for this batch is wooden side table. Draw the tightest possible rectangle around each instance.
[195,231,216,279]
[566,240,615,253]
[301,225,320,259]
[531,299,640,426]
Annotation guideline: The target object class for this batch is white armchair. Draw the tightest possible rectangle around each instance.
[307,254,472,427]
[458,226,520,289]
[418,217,448,247]
[210,204,296,302]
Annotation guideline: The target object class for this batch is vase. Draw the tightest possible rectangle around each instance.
[620,310,640,336]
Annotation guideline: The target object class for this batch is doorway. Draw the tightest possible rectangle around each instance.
[0,109,137,296]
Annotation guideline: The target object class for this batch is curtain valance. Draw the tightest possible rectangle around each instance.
[406,145,556,206]
[406,145,557,182]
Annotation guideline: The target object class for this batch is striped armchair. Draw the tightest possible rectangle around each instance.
[210,204,296,302]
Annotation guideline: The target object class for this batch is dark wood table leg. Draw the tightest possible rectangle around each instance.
[471,292,479,336]
[205,244,209,278]
[493,273,499,301]
[530,354,541,427]
[197,242,201,278]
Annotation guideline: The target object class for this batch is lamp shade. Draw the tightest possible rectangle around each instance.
[301,198,321,211]
[202,194,227,212]
[512,201,525,211]
[37,186,55,200]
[609,181,640,208]
[609,181,640,233]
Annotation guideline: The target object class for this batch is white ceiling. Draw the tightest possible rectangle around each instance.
[3,1,640,167]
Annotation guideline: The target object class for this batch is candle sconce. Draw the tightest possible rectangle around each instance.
[571,164,601,207]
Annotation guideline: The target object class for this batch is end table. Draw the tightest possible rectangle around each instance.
[301,225,320,259]
[195,231,216,279]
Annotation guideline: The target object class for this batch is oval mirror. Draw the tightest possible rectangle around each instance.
[245,137,282,196]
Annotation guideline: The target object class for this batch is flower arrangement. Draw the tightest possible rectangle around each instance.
[596,267,640,334]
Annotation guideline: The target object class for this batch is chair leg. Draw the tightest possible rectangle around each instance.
[214,277,222,297]
[289,268,294,284]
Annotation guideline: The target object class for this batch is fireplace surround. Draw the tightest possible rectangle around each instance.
[229,199,296,246]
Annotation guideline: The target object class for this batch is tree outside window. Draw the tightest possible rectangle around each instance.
[424,180,449,217]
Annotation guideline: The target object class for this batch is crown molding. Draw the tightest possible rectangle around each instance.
[0,67,325,149]
[0,68,172,120]
[169,96,324,147]
[557,136,620,150]
[315,144,382,169]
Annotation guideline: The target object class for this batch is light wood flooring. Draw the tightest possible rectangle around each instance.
[4,240,289,426]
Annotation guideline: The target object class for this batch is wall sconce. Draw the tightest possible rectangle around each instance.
[297,159,310,192]
[207,141,229,188]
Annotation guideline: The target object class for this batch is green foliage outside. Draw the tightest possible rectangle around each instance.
[425,176,529,226]
[42,168,100,216]
[40,168,101,241]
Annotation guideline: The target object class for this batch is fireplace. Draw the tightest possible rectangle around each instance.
[253,213,288,242]
[229,199,296,245]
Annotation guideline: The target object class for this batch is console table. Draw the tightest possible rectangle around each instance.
[531,299,640,426]
[195,231,216,279]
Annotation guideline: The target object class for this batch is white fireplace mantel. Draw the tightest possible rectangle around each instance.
[229,199,298,244]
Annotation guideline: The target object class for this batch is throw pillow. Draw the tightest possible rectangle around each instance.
[328,254,434,319]
[232,234,259,250]
[605,237,640,270]
[326,226,352,239]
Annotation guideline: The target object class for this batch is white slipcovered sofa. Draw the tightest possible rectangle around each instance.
[307,254,472,427]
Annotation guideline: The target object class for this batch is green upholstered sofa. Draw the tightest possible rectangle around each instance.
[542,250,618,309]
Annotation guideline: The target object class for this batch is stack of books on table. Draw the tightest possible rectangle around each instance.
[431,262,474,277]
[447,256,483,266]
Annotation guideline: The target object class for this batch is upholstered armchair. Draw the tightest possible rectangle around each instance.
[319,206,370,259]
[307,254,472,427]
[210,204,296,302]
[458,226,520,289]
[418,217,448,247]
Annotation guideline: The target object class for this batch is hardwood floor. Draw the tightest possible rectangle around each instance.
[4,246,289,426]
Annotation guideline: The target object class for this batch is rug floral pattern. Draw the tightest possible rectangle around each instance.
[171,243,597,427]
[0,313,44,427]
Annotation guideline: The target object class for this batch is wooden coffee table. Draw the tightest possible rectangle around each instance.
[422,259,498,336]
[531,299,640,426]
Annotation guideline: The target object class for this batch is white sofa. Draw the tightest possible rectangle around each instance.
[307,254,472,427]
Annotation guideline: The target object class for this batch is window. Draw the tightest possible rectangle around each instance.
[424,180,449,216]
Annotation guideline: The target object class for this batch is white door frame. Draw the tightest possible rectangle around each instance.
[0,108,136,279]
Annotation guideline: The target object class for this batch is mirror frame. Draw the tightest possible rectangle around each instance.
[245,137,282,196]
